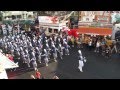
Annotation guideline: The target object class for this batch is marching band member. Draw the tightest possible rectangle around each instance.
[20,50,26,64]
[63,42,70,55]
[35,47,42,63]
[78,54,84,72]
[63,38,67,45]
[56,37,62,48]
[30,50,37,70]
[78,50,86,72]
[49,37,53,48]
[25,54,31,68]
[42,49,49,66]
[53,35,57,45]
[31,59,38,71]
[78,56,84,72]
[4,43,8,53]
[32,38,37,47]
[14,47,20,62]
[9,44,14,56]
[45,40,48,45]
[45,43,51,60]
[57,44,63,60]
[51,45,58,62]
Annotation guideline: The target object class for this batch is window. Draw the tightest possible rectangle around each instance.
[54,29,58,33]
[86,18,89,21]
[8,16,10,18]
[48,28,52,33]
[17,15,22,19]
[28,15,32,18]
[12,15,16,20]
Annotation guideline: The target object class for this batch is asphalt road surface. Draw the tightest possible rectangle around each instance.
[7,46,120,79]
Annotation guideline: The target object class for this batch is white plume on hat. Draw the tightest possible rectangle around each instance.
[59,44,61,47]
[46,44,49,47]
[44,49,46,52]
[78,50,82,55]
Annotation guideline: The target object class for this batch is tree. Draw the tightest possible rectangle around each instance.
[115,14,120,23]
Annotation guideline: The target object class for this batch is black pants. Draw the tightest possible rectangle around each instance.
[105,53,110,58]
[89,46,92,51]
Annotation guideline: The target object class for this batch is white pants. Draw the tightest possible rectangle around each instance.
[37,55,41,63]
[53,53,57,59]
[59,52,63,59]
[25,59,30,67]
[65,49,69,55]
[111,45,117,53]
[32,61,37,71]
[44,58,49,66]
[78,60,84,72]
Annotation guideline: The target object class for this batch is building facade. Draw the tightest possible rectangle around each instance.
[79,11,111,23]
[2,11,34,21]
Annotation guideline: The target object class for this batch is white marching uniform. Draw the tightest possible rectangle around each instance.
[58,44,63,59]
[32,60,37,71]
[78,56,84,72]
[35,47,42,63]
[43,49,49,66]
[51,45,58,62]
[64,42,70,55]
[78,50,86,72]
[25,55,31,68]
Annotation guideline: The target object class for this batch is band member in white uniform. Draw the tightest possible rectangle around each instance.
[78,50,86,72]
[63,42,70,55]
[57,44,64,60]
[51,45,58,62]
[42,49,49,66]
[25,54,31,68]
[31,51,37,71]
[35,47,42,63]
[45,44,51,60]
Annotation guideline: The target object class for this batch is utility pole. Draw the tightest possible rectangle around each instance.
[0,11,3,23]
[77,11,80,28]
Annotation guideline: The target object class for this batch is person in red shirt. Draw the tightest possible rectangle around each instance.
[35,69,41,79]
[8,54,14,62]
[6,54,16,71]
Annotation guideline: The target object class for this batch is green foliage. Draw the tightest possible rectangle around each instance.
[3,20,13,25]
[116,18,120,23]
[115,14,120,23]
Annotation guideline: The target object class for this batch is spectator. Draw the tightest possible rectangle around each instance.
[8,54,14,62]
[88,40,92,51]
[95,40,101,53]
[71,36,74,47]
[35,69,41,79]
[105,46,111,58]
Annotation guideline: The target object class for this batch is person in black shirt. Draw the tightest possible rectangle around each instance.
[105,46,111,58]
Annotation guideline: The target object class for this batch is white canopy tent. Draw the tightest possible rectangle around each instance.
[0,52,19,79]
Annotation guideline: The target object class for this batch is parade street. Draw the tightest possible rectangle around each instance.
[7,46,120,79]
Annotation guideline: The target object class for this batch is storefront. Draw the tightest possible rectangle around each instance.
[76,27,112,36]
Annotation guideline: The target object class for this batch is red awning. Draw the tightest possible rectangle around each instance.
[71,27,112,35]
